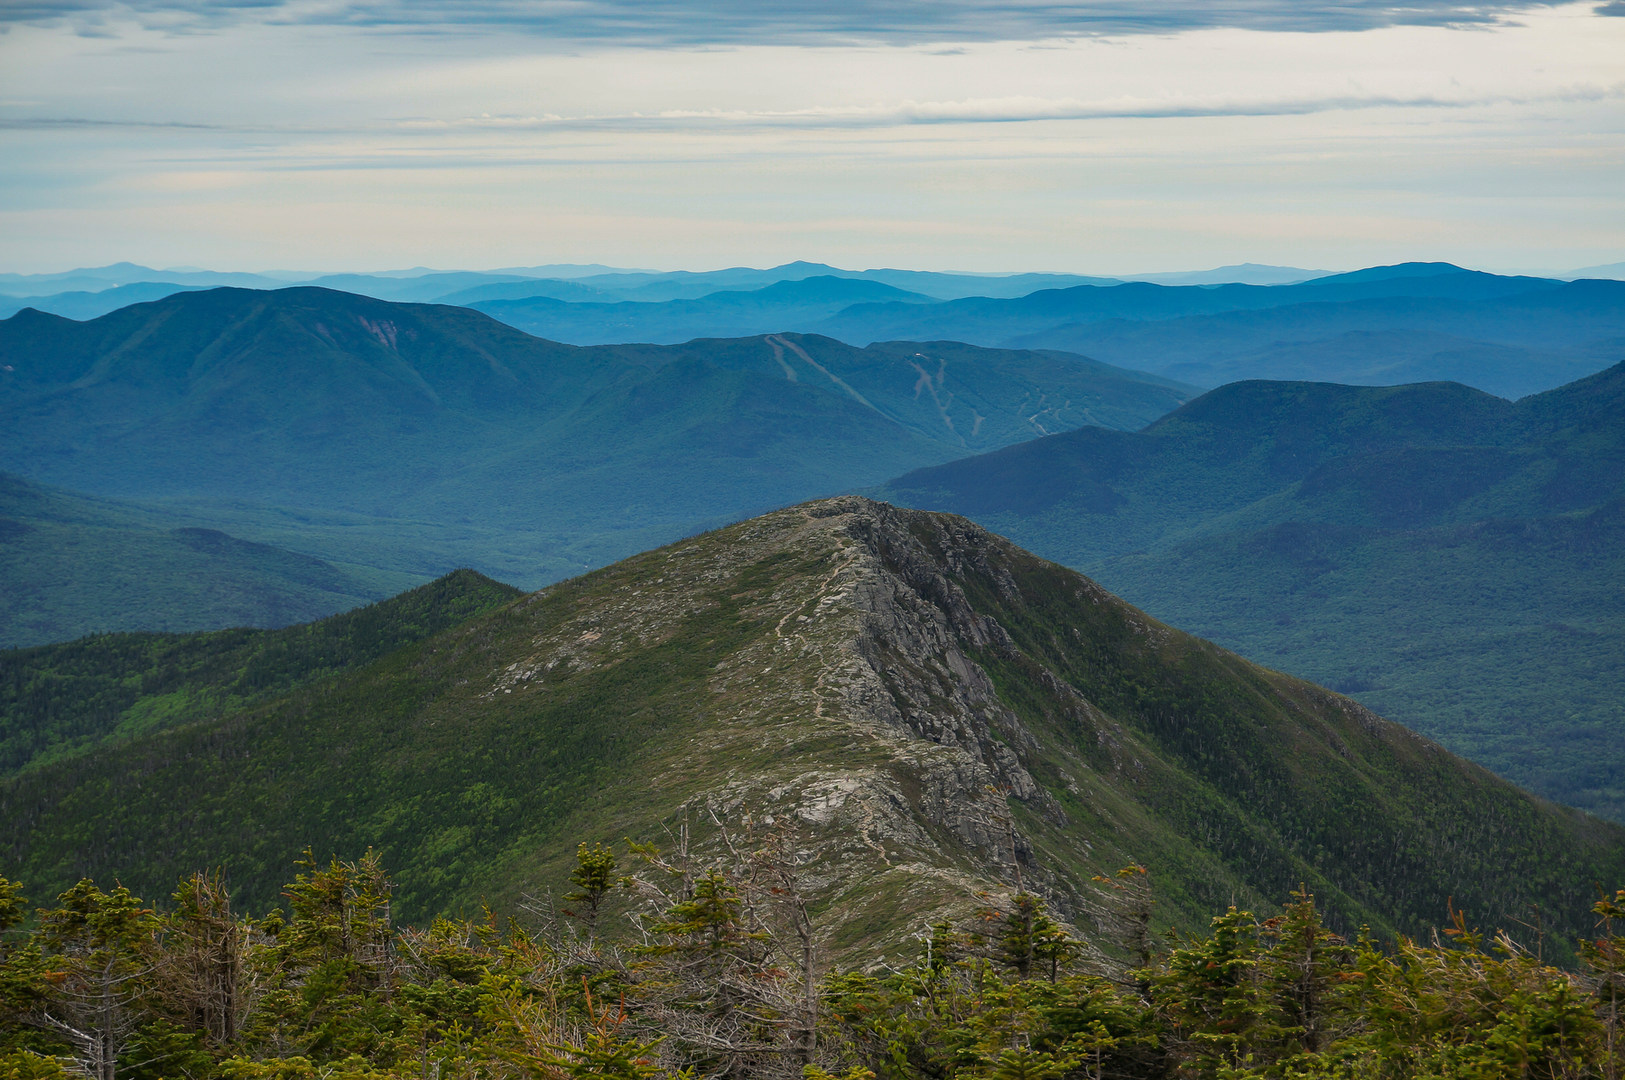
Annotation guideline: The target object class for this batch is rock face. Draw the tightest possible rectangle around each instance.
[490,496,1068,948]
[7,496,1625,957]
[466,495,1625,952]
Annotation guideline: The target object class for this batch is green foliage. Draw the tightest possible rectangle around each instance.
[564,844,621,937]
[3,851,1623,1080]
[0,474,407,650]
[0,567,520,779]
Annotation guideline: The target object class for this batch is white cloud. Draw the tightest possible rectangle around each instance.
[0,2,1621,272]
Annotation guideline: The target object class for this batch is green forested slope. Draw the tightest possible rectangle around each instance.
[0,473,410,647]
[0,568,520,778]
[878,362,1625,820]
[2,499,1619,954]
[0,289,1188,588]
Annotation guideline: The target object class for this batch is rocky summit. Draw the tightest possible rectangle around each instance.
[4,497,1622,957]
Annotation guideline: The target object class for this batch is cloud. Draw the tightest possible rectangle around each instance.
[0,0,1599,44]
[10,81,1621,140]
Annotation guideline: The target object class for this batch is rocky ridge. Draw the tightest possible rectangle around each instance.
[6,496,1623,958]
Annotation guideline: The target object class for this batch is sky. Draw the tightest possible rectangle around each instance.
[2,0,1623,275]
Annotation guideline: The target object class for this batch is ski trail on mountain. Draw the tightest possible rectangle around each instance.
[767,334,882,415]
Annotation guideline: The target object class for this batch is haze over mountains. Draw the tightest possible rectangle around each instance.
[0,473,398,646]
[7,261,1621,400]
[0,285,1189,639]
[4,256,1624,850]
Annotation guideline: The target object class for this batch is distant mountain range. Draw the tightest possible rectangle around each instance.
[6,261,1621,399]
[5,498,1620,952]
[0,287,1190,613]
[878,360,1625,821]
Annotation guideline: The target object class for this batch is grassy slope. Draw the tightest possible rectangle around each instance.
[878,364,1625,820]
[0,473,411,647]
[1,500,1619,959]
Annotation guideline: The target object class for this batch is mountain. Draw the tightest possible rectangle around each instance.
[0,568,519,779]
[3,498,1620,957]
[877,362,1625,821]
[803,269,1625,398]
[1016,281,1625,398]
[0,263,288,295]
[0,281,207,321]
[436,263,1623,399]
[300,270,544,303]
[0,287,1190,593]
[1120,263,1331,286]
[466,276,938,344]
[813,264,1569,343]
[1570,260,1625,280]
[495,262,1121,303]
[0,473,410,648]
[427,278,626,305]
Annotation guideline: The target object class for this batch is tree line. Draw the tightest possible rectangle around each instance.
[1,821,1622,1079]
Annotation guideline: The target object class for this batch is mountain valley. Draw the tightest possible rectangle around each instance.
[0,287,1189,601]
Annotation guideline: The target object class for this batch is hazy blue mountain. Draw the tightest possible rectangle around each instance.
[0,263,288,295]
[0,281,209,321]
[0,472,405,647]
[877,361,1625,821]
[1120,262,1331,285]
[467,276,936,343]
[488,262,651,278]
[1568,260,1625,280]
[813,264,1569,344]
[0,287,1190,595]
[436,262,1621,398]
[301,270,546,302]
[429,278,627,305]
[1017,280,1625,396]
[497,262,1122,303]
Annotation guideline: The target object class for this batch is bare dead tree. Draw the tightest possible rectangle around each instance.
[620,805,825,1080]
[158,870,255,1047]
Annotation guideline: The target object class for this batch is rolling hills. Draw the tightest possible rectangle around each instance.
[441,263,1625,398]
[878,362,1625,821]
[0,287,1190,596]
[0,568,519,778]
[465,275,937,344]
[3,498,1620,958]
[11,262,1619,399]
[0,473,410,647]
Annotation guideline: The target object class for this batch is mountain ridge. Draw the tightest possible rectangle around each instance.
[0,287,1190,589]
[4,497,1621,958]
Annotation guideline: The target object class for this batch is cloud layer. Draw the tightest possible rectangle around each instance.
[8,0,1610,44]
[1,2,1621,272]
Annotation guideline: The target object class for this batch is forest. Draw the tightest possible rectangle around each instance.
[2,829,1622,1080]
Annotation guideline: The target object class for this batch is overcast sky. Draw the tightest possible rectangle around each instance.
[2,0,1622,274]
